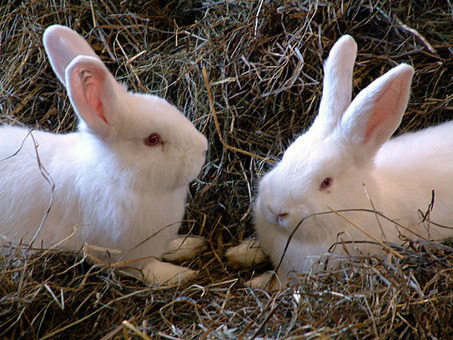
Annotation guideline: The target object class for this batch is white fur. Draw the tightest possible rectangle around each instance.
[0,25,208,285]
[249,35,453,286]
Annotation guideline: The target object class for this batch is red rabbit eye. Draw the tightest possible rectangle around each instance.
[144,133,161,146]
[320,177,333,191]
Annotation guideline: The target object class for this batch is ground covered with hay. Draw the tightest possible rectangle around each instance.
[1,0,452,339]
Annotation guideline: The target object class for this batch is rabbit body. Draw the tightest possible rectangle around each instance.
[255,120,453,279]
[249,35,453,285]
[0,25,207,285]
[0,126,187,253]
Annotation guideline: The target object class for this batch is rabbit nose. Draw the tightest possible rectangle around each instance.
[265,204,289,227]
[276,212,289,226]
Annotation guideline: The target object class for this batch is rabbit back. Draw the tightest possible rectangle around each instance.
[375,120,453,239]
[0,127,74,246]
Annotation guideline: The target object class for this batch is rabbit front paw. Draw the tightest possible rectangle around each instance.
[225,239,268,268]
[142,260,198,285]
[162,235,207,262]
[245,272,282,290]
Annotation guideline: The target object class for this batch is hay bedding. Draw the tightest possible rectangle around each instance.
[0,0,452,338]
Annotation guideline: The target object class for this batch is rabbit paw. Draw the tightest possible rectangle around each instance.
[243,272,282,290]
[83,244,123,265]
[225,239,267,268]
[142,260,198,285]
[162,235,207,262]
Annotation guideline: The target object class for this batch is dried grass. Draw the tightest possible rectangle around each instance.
[1,0,452,338]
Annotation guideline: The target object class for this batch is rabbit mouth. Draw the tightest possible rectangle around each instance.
[175,149,206,186]
[261,203,292,230]
[261,203,319,234]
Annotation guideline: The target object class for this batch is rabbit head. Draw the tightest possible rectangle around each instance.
[43,25,207,191]
[254,35,415,274]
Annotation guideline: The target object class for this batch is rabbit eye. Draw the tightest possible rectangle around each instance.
[320,177,333,191]
[144,133,162,147]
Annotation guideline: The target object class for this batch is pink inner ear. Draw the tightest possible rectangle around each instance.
[80,69,108,124]
[364,112,383,144]
[364,82,399,144]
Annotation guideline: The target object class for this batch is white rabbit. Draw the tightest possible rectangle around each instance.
[228,35,453,289]
[0,25,208,285]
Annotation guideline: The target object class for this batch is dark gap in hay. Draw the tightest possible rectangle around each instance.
[1,0,452,338]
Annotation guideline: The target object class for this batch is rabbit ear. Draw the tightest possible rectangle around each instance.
[43,25,100,85]
[66,56,124,137]
[311,35,357,135]
[340,64,414,165]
